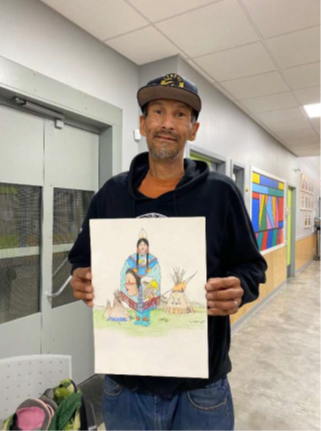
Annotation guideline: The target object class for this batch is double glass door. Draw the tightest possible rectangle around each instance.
[0,103,99,383]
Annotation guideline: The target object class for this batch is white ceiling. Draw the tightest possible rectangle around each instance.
[40,0,320,158]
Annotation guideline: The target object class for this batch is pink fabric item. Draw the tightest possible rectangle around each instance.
[45,403,54,420]
[16,406,45,430]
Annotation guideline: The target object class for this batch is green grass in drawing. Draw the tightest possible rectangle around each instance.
[94,308,206,337]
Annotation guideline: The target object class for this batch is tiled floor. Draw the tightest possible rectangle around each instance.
[98,261,320,430]
[229,261,320,430]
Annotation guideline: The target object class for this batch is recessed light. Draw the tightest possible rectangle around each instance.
[303,103,321,118]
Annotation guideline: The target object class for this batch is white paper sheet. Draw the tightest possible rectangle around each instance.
[90,217,208,378]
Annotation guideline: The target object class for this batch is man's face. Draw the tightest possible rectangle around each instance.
[139,99,200,162]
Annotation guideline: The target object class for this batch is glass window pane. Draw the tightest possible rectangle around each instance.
[52,189,94,308]
[0,184,41,324]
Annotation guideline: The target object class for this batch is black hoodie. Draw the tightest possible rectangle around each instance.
[69,152,267,395]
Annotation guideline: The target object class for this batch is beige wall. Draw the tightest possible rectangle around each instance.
[295,234,317,271]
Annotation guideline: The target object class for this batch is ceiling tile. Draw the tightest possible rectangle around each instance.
[194,42,276,81]
[156,0,259,58]
[294,148,320,156]
[282,136,320,146]
[282,63,320,90]
[41,0,148,40]
[241,92,299,113]
[267,118,312,132]
[276,128,317,139]
[126,0,220,22]
[105,27,181,65]
[255,107,306,123]
[310,118,321,136]
[310,118,321,129]
[213,83,236,100]
[220,72,289,99]
[266,27,320,69]
[241,0,320,39]
[286,145,319,153]
[186,60,217,84]
[293,87,321,105]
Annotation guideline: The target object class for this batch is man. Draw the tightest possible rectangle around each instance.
[69,73,267,430]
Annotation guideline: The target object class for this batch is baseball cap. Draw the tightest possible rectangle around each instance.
[137,73,202,119]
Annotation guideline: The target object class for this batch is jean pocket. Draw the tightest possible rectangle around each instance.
[187,378,229,411]
[104,375,124,397]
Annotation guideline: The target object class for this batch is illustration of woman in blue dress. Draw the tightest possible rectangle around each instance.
[119,230,161,326]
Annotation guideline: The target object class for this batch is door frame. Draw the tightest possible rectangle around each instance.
[0,55,122,187]
[0,56,122,381]
[287,185,297,278]
[186,144,227,175]
[0,104,45,359]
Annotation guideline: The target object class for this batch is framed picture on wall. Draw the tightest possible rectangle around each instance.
[304,212,312,229]
[301,173,314,195]
[250,167,286,254]
[300,174,314,211]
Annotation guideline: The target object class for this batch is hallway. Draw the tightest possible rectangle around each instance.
[230,261,320,430]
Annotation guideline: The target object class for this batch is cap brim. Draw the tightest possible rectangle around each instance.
[137,86,201,113]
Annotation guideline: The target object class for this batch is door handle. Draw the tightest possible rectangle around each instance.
[47,275,72,299]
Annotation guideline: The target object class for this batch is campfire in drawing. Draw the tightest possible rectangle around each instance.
[164,268,197,314]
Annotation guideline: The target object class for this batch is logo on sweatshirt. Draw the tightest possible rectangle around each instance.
[138,213,167,218]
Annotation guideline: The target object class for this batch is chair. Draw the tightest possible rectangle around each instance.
[0,354,71,426]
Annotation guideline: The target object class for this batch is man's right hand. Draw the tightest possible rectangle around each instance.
[70,267,94,308]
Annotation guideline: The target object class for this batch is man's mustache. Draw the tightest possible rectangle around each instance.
[154,131,178,141]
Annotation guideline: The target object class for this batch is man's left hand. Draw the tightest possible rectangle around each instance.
[205,277,244,316]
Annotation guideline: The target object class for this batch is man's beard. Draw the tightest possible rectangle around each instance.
[148,143,181,161]
[147,132,183,162]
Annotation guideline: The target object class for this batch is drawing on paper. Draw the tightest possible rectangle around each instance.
[117,229,161,327]
[164,268,197,314]
[93,227,206,337]
[90,217,208,378]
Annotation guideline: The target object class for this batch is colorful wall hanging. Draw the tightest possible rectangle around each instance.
[251,168,286,252]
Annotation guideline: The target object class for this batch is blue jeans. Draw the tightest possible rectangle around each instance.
[102,375,234,430]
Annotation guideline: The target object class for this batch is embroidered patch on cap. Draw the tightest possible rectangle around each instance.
[160,73,184,88]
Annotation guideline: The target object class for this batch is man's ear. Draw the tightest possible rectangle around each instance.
[188,122,200,142]
[139,115,146,137]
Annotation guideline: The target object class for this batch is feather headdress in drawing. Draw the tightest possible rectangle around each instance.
[139,229,148,240]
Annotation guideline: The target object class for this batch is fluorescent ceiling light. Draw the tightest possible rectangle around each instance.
[303,103,321,118]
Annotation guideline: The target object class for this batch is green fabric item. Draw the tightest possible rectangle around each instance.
[2,414,14,430]
[48,392,82,431]
[44,378,80,406]
[64,411,81,431]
